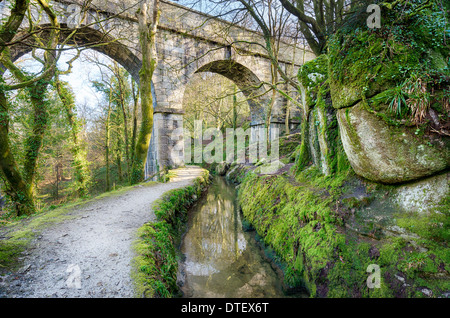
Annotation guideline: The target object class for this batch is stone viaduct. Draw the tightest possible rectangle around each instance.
[2,0,315,178]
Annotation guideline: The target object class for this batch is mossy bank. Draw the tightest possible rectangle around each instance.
[231,1,449,298]
[227,162,449,298]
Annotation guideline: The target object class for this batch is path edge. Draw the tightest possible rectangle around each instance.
[131,168,210,298]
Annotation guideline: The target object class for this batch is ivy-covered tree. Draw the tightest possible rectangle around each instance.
[91,63,134,188]
[131,0,160,184]
[0,0,60,216]
[54,75,91,197]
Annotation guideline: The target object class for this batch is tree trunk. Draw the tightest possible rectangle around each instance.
[233,84,238,130]
[0,48,54,216]
[23,0,59,188]
[0,89,35,216]
[54,79,90,196]
[0,0,60,215]
[131,0,160,184]
[114,62,131,181]
[116,138,123,183]
[0,0,28,56]
[105,100,112,192]
[119,94,130,181]
[117,155,123,182]
[130,78,139,169]
[266,62,278,146]
[285,101,290,135]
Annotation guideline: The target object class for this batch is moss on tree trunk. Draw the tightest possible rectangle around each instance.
[55,79,91,196]
[0,90,35,216]
[131,0,160,184]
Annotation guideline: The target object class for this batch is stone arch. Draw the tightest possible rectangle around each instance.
[194,59,267,124]
[8,24,142,83]
[5,23,164,177]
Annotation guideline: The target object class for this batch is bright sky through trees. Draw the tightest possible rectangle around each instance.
[13,49,117,114]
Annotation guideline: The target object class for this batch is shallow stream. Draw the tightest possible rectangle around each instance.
[178,176,304,298]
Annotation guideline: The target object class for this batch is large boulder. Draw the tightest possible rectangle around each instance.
[337,101,450,183]
[327,2,449,184]
[328,31,404,109]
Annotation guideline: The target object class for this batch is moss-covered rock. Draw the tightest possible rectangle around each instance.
[328,30,400,109]
[327,1,449,184]
[337,100,449,183]
[293,54,349,177]
[328,1,449,111]
[308,109,322,168]
[298,54,329,108]
[236,166,450,298]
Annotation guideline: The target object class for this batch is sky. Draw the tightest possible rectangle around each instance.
[13,48,116,116]
[59,54,100,107]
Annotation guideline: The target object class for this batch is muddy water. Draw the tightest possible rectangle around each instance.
[179,176,287,298]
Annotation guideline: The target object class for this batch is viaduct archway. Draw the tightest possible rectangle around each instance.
[2,0,315,178]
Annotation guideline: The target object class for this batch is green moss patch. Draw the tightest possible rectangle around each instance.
[328,0,449,129]
[237,166,450,297]
[238,171,349,295]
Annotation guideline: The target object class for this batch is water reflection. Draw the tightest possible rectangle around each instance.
[179,177,285,298]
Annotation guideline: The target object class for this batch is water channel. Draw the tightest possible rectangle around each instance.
[178,176,305,298]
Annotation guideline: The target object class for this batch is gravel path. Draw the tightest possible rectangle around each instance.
[0,166,204,298]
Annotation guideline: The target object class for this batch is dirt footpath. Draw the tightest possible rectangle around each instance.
[0,166,204,298]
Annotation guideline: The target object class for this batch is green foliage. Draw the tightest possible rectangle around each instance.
[328,0,449,125]
[0,74,55,216]
[0,50,94,215]
[53,80,91,197]
[92,67,135,185]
